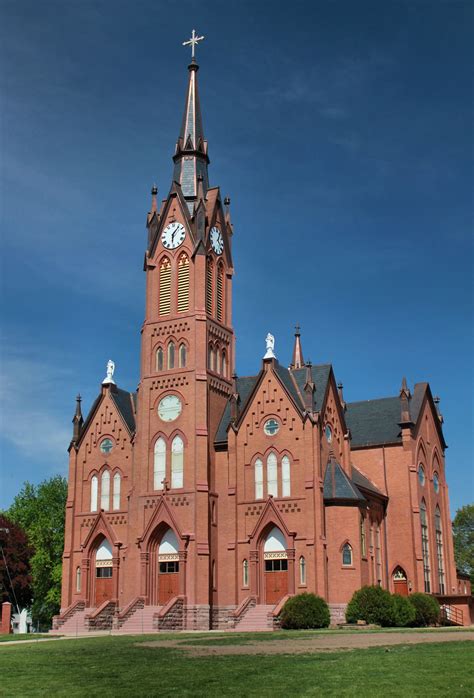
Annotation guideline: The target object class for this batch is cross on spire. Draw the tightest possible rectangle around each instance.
[183,29,205,60]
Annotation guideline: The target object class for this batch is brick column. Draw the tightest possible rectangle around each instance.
[1,602,12,634]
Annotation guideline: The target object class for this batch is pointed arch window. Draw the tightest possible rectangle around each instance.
[255,458,263,499]
[208,344,215,371]
[168,341,175,370]
[159,257,172,315]
[206,258,214,316]
[91,476,98,512]
[342,543,352,566]
[267,452,278,498]
[435,507,445,594]
[243,559,249,587]
[360,515,367,558]
[299,556,306,585]
[282,455,291,497]
[221,350,227,378]
[113,473,121,511]
[177,253,190,312]
[215,348,220,375]
[154,438,166,491]
[216,262,224,322]
[179,343,187,368]
[76,566,81,593]
[420,499,431,592]
[171,436,184,489]
[156,347,164,372]
[101,471,110,511]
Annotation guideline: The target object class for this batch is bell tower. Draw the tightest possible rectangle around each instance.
[133,38,234,625]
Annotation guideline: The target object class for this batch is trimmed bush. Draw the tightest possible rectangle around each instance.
[408,593,440,627]
[345,585,394,626]
[390,594,416,627]
[280,593,330,629]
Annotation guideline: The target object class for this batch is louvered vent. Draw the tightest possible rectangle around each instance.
[216,264,224,322]
[177,253,190,312]
[159,257,171,315]
[206,259,213,316]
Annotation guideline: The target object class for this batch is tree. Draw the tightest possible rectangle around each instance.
[0,514,33,612]
[8,476,68,628]
[452,504,474,583]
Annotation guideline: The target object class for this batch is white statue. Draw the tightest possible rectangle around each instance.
[264,333,276,359]
[102,359,116,385]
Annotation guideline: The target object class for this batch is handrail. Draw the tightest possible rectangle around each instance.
[57,599,85,621]
[117,596,145,620]
[156,595,185,619]
[231,595,256,619]
[440,604,464,626]
[272,594,292,617]
[86,598,117,620]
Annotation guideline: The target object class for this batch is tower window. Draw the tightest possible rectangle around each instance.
[154,437,166,490]
[177,253,190,312]
[156,347,164,371]
[159,257,172,315]
[179,343,187,368]
[168,342,175,369]
[216,263,224,322]
[221,350,227,378]
[255,458,263,499]
[171,436,184,489]
[206,258,213,316]
[208,344,215,371]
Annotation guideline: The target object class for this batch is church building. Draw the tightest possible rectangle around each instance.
[54,44,471,632]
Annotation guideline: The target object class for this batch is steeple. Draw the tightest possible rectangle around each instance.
[172,57,209,204]
[71,394,83,445]
[291,324,304,369]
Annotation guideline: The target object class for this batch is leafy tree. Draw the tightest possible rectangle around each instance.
[0,514,33,611]
[8,476,67,628]
[452,504,474,583]
[280,593,330,629]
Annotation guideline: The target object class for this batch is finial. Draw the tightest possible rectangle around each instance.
[224,196,230,207]
[72,393,83,443]
[399,376,410,399]
[295,323,301,336]
[337,382,346,410]
[263,333,276,359]
[151,184,158,213]
[433,395,440,404]
[291,324,304,369]
[151,184,158,196]
[102,359,116,385]
[183,29,205,61]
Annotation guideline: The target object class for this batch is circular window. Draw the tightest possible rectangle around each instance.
[100,438,113,454]
[325,424,332,443]
[418,465,425,487]
[263,419,279,436]
[158,395,182,422]
[433,473,439,494]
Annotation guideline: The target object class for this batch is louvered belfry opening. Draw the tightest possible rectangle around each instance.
[206,258,213,316]
[216,262,224,322]
[159,257,172,315]
[177,253,190,312]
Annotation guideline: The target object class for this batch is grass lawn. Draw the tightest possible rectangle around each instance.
[0,634,58,643]
[0,633,472,696]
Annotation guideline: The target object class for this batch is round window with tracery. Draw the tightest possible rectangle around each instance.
[100,438,113,454]
[263,419,279,436]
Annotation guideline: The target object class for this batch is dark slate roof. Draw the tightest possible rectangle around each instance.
[410,383,427,425]
[351,466,386,499]
[345,397,402,447]
[323,459,366,504]
[291,364,331,412]
[274,362,304,409]
[214,375,259,444]
[110,387,136,434]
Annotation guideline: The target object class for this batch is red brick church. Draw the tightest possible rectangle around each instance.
[54,47,471,633]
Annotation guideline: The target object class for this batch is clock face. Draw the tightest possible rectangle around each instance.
[158,395,182,422]
[161,222,186,250]
[210,226,224,255]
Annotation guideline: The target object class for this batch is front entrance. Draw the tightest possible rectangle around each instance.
[94,539,114,606]
[263,526,288,605]
[158,561,179,604]
[393,567,408,596]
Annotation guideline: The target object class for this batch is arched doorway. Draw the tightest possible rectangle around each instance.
[393,566,408,596]
[95,539,113,606]
[158,528,179,605]
[264,526,288,604]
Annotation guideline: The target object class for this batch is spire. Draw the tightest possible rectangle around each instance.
[291,324,304,369]
[337,382,346,411]
[172,54,209,204]
[399,376,412,424]
[303,360,315,411]
[72,394,83,444]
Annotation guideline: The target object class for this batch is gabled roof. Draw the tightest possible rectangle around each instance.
[215,375,258,444]
[323,458,366,505]
[351,465,387,499]
[291,364,332,413]
[345,396,402,447]
[78,386,136,448]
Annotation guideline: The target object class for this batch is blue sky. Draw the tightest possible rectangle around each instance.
[1,0,472,512]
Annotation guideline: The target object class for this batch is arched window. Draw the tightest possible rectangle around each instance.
[255,458,263,499]
[418,464,425,486]
[205,258,213,316]
[76,566,81,593]
[435,507,445,594]
[156,347,164,371]
[177,253,190,312]
[216,263,224,322]
[420,499,431,592]
[360,515,367,557]
[242,559,249,587]
[267,452,278,497]
[215,348,221,375]
[159,256,172,315]
[168,341,175,370]
[433,472,440,494]
[342,543,352,566]
[208,344,214,371]
[113,473,121,511]
[221,350,227,378]
[154,437,166,490]
[179,343,186,368]
[101,471,110,511]
[95,539,113,580]
[282,455,291,497]
[171,436,184,489]
[91,475,98,512]
[299,556,306,585]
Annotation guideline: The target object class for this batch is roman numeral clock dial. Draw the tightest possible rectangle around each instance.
[210,226,224,254]
[161,222,186,249]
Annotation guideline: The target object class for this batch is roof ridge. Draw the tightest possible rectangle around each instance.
[348,395,398,405]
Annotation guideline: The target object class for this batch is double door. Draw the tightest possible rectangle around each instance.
[265,558,288,605]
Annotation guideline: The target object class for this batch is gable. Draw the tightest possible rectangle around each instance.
[76,386,136,458]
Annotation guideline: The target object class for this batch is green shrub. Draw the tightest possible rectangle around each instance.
[408,593,440,627]
[280,593,330,629]
[345,585,393,626]
[390,594,416,627]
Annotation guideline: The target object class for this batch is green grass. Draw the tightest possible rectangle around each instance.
[0,633,59,643]
[0,634,472,696]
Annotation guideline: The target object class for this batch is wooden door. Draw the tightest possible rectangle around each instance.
[95,571,113,606]
[158,562,179,605]
[393,579,408,596]
[265,559,288,605]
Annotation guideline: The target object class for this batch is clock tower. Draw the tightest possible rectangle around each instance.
[131,52,235,625]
